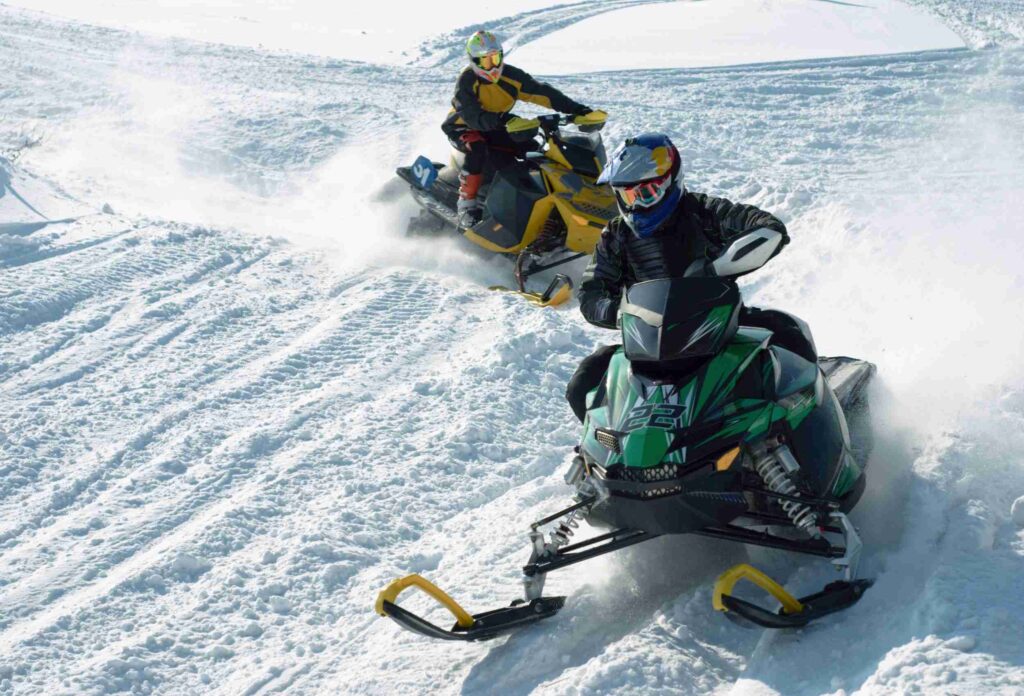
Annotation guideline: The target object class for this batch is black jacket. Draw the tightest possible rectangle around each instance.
[442,64,587,138]
[578,191,789,328]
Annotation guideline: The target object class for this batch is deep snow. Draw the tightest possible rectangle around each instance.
[1,1,1023,695]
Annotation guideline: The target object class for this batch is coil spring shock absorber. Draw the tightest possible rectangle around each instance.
[524,457,601,600]
[525,505,589,600]
[550,508,583,546]
[754,445,819,535]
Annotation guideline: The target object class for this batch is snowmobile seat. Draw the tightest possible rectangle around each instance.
[437,163,461,187]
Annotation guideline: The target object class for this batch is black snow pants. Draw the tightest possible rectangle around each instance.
[450,129,526,177]
[565,344,619,423]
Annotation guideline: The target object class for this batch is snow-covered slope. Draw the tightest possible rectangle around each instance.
[1,2,1023,694]
[514,0,964,72]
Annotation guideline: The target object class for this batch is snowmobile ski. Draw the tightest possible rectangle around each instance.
[489,273,573,307]
[712,563,873,629]
[375,574,564,641]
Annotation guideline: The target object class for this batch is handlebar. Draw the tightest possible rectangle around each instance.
[506,110,607,137]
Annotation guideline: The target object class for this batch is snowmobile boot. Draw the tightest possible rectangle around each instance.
[458,173,484,228]
[457,198,483,228]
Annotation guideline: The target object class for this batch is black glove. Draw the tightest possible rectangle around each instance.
[571,104,592,116]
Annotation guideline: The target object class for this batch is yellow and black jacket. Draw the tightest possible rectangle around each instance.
[442,64,587,138]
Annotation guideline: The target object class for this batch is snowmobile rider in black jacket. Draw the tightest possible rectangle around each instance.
[442,30,597,228]
[567,133,813,422]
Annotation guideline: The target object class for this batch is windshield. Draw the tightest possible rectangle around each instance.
[558,129,603,150]
[554,130,606,179]
[621,277,740,363]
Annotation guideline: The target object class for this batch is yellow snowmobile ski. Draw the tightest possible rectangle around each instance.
[713,563,872,629]
[489,273,573,307]
[375,574,564,641]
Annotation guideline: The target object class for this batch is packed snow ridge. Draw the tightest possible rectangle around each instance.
[1,1,1023,694]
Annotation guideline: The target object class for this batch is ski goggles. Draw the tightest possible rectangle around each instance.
[474,51,503,70]
[613,171,673,210]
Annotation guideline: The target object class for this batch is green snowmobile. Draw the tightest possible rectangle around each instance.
[377,229,875,639]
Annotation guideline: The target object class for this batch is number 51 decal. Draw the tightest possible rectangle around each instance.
[411,156,438,191]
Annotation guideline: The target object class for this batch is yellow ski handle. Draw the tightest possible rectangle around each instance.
[539,281,572,307]
[488,274,573,307]
[712,563,804,615]
[375,574,475,628]
[573,109,608,127]
[506,116,541,133]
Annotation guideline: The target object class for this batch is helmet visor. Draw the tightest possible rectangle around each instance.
[475,51,503,70]
[614,171,673,211]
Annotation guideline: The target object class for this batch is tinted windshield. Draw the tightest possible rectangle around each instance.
[621,278,740,362]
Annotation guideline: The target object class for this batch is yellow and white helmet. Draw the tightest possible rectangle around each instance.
[466,30,504,83]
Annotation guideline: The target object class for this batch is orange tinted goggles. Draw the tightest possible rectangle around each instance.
[478,51,503,70]
[615,173,672,210]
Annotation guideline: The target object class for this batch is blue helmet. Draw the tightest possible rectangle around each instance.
[597,133,682,238]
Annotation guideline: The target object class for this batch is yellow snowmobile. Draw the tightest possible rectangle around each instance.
[395,111,614,307]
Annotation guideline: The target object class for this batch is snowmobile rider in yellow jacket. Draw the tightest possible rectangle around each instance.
[442,30,597,228]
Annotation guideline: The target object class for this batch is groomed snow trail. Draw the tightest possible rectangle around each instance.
[1,1,1023,694]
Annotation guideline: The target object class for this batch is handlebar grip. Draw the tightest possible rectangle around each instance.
[573,110,608,127]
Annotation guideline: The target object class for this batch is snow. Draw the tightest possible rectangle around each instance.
[0,0,583,64]
[515,0,965,73]
[1013,496,1024,527]
[903,0,1024,48]
[1,0,1024,694]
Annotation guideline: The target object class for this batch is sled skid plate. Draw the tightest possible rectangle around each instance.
[713,563,873,629]
[489,274,573,307]
[375,574,564,641]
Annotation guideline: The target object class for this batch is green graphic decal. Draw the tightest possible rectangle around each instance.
[831,451,863,497]
[622,427,672,469]
[606,351,636,427]
[582,404,613,466]
[784,389,818,429]
[677,303,734,352]
[694,329,768,417]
